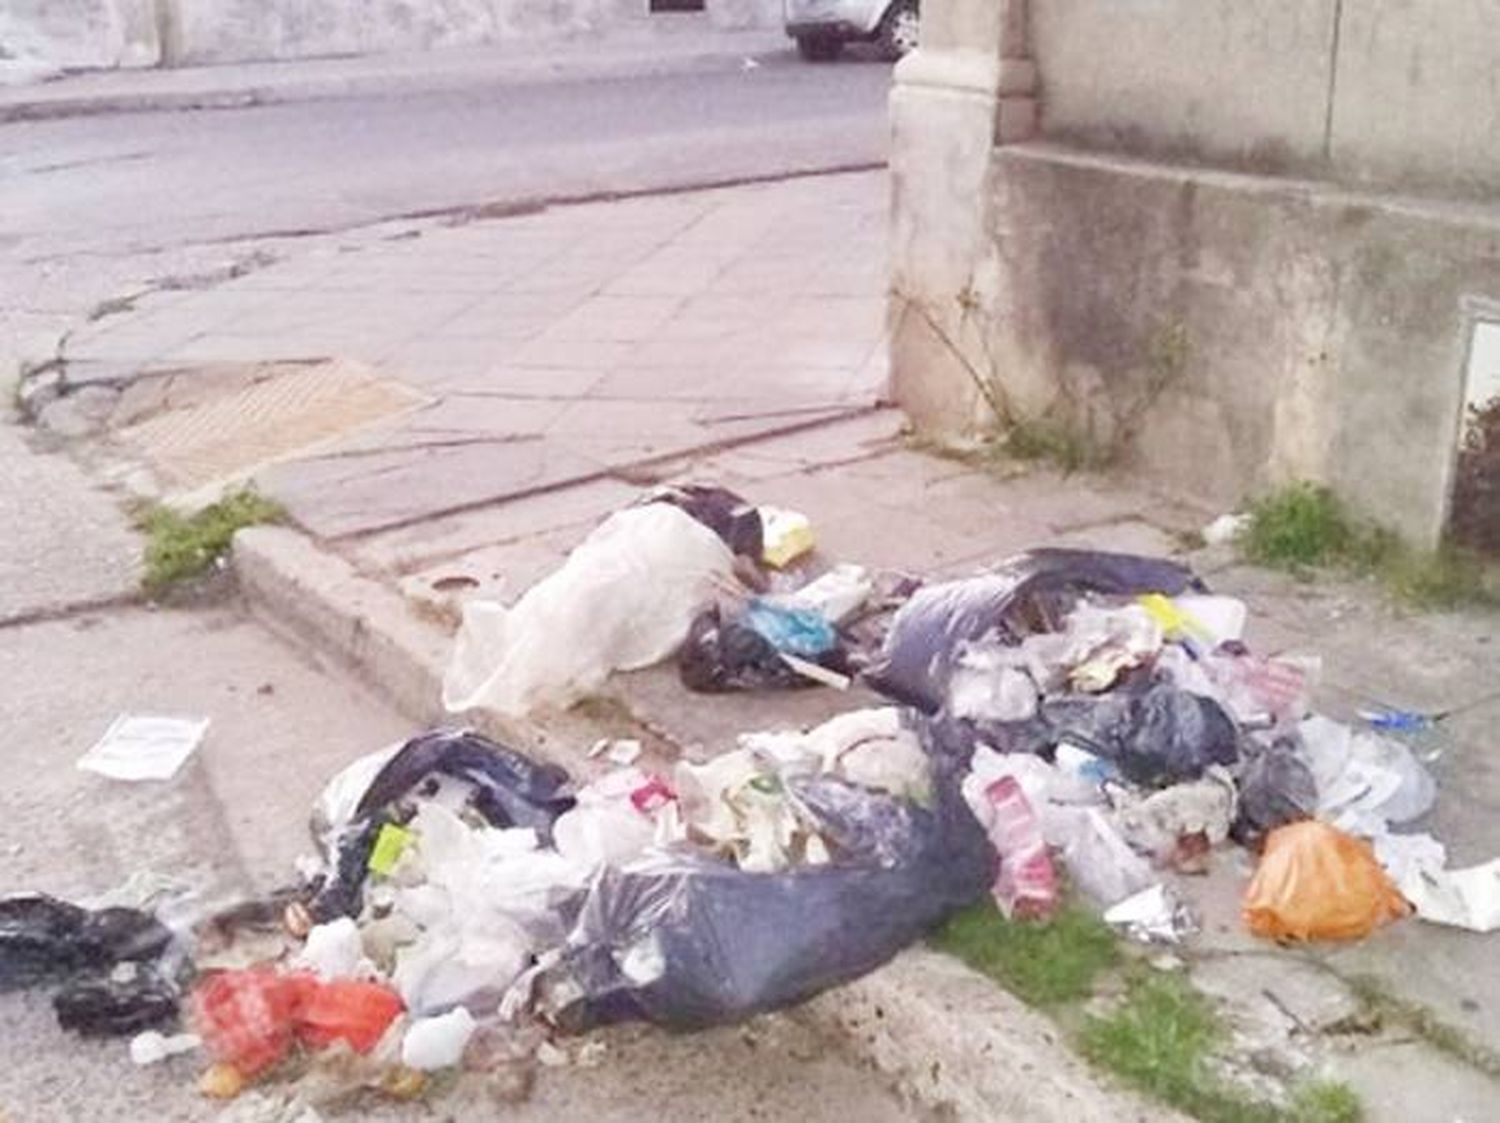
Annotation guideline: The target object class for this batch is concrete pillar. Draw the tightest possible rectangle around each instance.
[887,0,1035,433]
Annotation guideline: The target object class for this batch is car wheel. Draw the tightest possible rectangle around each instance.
[878,0,920,60]
[796,35,843,62]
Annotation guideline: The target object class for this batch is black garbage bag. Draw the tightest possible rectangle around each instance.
[1038,680,1241,787]
[0,895,173,992]
[311,729,577,921]
[1233,736,1317,845]
[640,484,763,560]
[918,679,1240,789]
[678,606,851,693]
[865,549,1205,713]
[53,967,179,1037]
[532,764,992,1031]
[354,728,575,835]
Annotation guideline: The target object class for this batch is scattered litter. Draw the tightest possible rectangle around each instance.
[1104,884,1196,944]
[1202,513,1250,546]
[129,1030,201,1066]
[295,918,370,981]
[1358,708,1442,733]
[679,602,849,693]
[866,548,1202,713]
[1244,821,1410,942]
[1112,767,1237,864]
[759,506,815,569]
[77,714,210,782]
[777,563,873,624]
[971,775,1058,919]
[0,893,174,996]
[1300,715,1436,835]
[640,484,764,559]
[535,1040,568,1067]
[1399,859,1500,933]
[401,1007,476,1071]
[54,966,179,1037]
[443,504,737,716]
[1052,806,1157,907]
[22,485,1496,1108]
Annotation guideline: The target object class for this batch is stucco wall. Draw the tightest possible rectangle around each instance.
[1330,0,1500,197]
[973,146,1500,543]
[0,0,159,70]
[1031,0,1337,174]
[1029,0,1500,200]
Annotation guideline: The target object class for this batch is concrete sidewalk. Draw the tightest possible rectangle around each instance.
[0,25,792,123]
[23,167,1500,1121]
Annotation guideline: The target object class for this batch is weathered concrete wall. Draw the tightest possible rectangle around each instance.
[1330,0,1500,197]
[1028,0,1500,200]
[1030,0,1338,174]
[972,145,1500,545]
[0,0,159,70]
[890,0,1500,544]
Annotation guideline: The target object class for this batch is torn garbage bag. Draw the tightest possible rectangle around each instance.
[928,680,1241,788]
[866,549,1204,713]
[678,603,849,693]
[529,778,991,1030]
[309,729,576,922]
[444,504,737,716]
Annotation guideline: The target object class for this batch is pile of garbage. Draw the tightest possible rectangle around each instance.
[6,482,1494,1107]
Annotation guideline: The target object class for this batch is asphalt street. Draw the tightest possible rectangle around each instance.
[0,53,891,264]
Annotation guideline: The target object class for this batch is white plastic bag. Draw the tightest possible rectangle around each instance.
[402,1006,477,1070]
[443,505,736,717]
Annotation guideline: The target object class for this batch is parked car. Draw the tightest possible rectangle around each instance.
[784,0,919,62]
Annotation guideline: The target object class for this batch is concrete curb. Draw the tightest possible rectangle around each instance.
[232,522,1177,1121]
[0,39,790,124]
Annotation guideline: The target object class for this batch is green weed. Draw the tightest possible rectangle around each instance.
[1240,484,1355,569]
[930,901,1119,1008]
[1004,417,1110,473]
[136,488,283,596]
[1079,971,1365,1123]
[1289,1080,1364,1123]
[1240,482,1495,609]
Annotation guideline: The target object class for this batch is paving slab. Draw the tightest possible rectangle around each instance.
[0,419,138,624]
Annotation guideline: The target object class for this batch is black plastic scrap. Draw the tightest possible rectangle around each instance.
[865,548,1205,714]
[678,604,849,693]
[0,895,173,992]
[638,483,764,560]
[1234,736,1319,844]
[0,894,180,1038]
[310,728,577,922]
[532,734,991,1031]
[53,968,179,1037]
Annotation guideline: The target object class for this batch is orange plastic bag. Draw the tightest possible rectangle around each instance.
[193,969,302,1077]
[193,969,404,1077]
[1244,820,1410,941]
[296,978,404,1054]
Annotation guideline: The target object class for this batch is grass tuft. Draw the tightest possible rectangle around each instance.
[1240,482,1495,610]
[136,488,283,596]
[930,901,1119,1008]
[1005,418,1110,474]
[1290,1080,1364,1123]
[1079,971,1365,1123]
